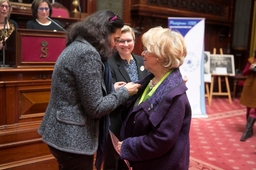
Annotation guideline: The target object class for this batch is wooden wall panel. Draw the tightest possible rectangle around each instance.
[0,82,5,125]
[0,68,55,170]
[124,0,234,55]
[122,0,256,71]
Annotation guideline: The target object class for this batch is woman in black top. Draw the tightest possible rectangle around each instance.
[0,0,18,64]
[26,0,64,31]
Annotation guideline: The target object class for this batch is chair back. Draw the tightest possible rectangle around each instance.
[51,2,70,18]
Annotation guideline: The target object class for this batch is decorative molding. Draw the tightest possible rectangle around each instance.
[131,0,233,24]
[147,0,231,17]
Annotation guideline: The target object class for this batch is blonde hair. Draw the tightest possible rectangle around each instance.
[142,26,187,69]
[0,0,12,18]
[121,25,135,40]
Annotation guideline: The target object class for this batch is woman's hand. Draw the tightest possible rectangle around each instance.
[114,81,127,90]
[249,64,256,71]
[0,38,8,50]
[118,141,122,154]
[124,82,141,96]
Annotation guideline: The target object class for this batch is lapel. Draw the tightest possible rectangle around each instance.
[126,69,186,127]
[133,55,146,80]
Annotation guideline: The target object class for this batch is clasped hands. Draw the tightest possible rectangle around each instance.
[0,37,8,50]
[114,81,141,96]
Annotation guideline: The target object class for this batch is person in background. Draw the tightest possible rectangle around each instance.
[240,54,256,142]
[117,27,191,170]
[38,10,141,170]
[104,25,148,170]
[0,0,18,62]
[26,0,64,31]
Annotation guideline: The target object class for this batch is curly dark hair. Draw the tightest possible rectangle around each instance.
[66,10,124,60]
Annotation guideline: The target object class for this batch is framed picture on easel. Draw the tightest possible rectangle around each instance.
[209,54,235,76]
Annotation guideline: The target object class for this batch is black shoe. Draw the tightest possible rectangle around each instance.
[240,117,255,141]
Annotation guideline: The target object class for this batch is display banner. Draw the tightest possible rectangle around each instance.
[168,17,207,118]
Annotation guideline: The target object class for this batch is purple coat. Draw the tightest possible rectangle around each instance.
[119,68,191,170]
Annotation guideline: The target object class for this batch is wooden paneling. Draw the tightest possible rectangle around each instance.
[0,82,5,126]
[0,68,56,169]
[122,0,235,55]
[55,0,96,18]
[121,0,256,71]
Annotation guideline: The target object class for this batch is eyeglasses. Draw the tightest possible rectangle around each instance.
[116,39,133,44]
[142,47,148,53]
[38,7,49,11]
[0,5,9,9]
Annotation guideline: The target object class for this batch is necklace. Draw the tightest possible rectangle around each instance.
[149,79,154,90]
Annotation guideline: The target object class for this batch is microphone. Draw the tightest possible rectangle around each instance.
[46,16,66,32]
[3,17,7,29]
[78,1,82,18]
[2,17,7,45]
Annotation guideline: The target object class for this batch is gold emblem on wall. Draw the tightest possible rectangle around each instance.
[40,41,48,58]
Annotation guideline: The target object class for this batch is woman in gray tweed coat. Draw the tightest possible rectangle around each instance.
[38,10,141,170]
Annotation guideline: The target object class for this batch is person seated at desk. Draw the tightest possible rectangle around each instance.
[0,0,18,63]
[26,0,64,31]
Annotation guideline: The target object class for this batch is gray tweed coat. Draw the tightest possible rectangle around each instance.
[38,37,130,155]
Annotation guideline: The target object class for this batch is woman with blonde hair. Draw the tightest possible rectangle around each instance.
[0,0,18,52]
[104,25,148,170]
[118,26,191,170]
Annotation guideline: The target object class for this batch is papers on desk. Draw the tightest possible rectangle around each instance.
[109,130,131,169]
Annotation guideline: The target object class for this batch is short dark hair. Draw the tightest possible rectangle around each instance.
[66,10,124,60]
[31,0,52,19]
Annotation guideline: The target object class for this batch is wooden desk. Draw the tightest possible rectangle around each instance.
[0,67,58,170]
[209,74,232,105]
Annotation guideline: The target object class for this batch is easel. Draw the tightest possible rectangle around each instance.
[205,81,211,105]
[209,48,232,105]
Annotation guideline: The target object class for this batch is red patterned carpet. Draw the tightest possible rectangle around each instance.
[189,97,256,170]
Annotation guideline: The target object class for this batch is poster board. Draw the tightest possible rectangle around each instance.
[168,17,207,118]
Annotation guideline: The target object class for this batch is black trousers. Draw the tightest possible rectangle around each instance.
[103,134,128,170]
[48,145,94,170]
